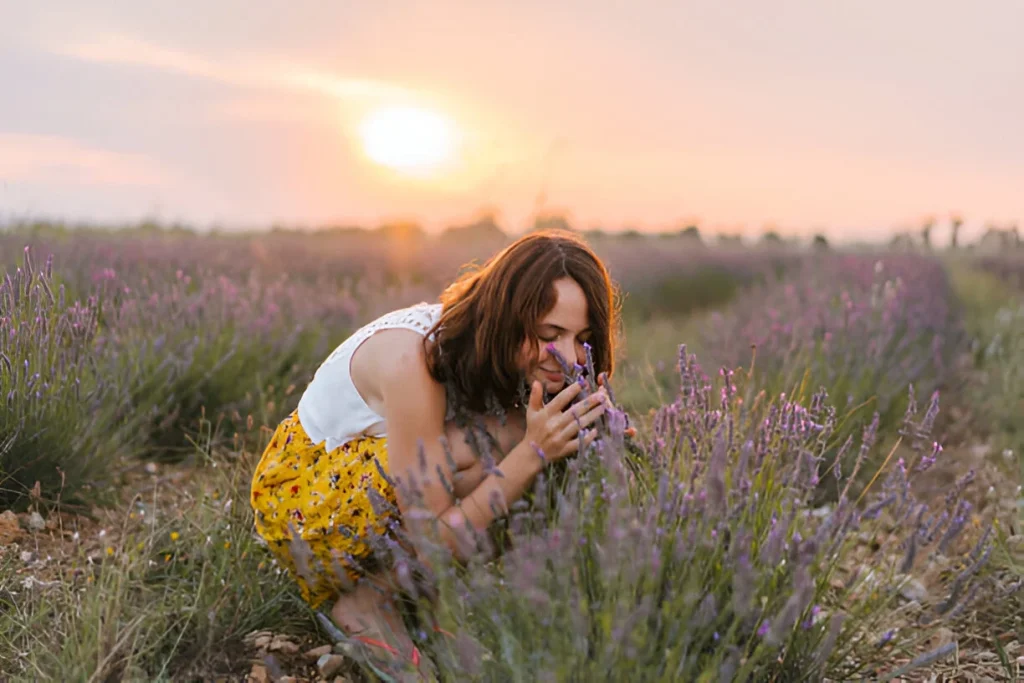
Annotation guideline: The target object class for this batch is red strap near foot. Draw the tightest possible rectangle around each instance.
[353,635,422,667]
[352,634,399,656]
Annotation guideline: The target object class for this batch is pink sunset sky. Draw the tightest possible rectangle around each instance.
[1,1,1022,242]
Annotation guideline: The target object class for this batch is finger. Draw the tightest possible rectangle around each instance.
[559,403,607,441]
[566,390,607,418]
[559,435,582,458]
[545,381,583,413]
[528,380,543,413]
[560,429,598,457]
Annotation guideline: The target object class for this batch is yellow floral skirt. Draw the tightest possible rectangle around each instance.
[250,409,400,608]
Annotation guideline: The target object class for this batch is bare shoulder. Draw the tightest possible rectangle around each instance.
[350,327,444,411]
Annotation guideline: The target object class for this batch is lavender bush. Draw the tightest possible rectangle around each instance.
[299,348,988,682]
[700,253,960,482]
[95,267,362,460]
[0,248,130,508]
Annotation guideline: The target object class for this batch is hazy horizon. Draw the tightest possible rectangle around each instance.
[2,2,1023,242]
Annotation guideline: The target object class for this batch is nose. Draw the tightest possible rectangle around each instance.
[552,337,579,367]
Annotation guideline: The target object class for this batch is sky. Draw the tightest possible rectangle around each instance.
[1,1,1022,242]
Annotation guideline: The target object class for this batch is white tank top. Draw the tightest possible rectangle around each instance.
[297,301,443,452]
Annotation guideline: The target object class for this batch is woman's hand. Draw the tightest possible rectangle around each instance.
[524,380,607,461]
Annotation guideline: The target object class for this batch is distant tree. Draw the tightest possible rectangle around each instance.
[950,214,964,249]
[811,234,830,251]
[679,224,703,244]
[717,233,744,247]
[761,230,783,245]
[890,231,917,251]
[442,212,507,242]
[375,221,425,241]
[532,213,574,233]
[321,224,367,238]
[920,216,935,249]
[582,228,607,240]
[620,228,644,240]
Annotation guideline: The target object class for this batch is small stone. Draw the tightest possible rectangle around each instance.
[333,677,353,683]
[933,627,955,647]
[278,677,297,683]
[243,629,273,648]
[26,511,45,532]
[0,510,22,545]
[247,663,269,683]
[317,653,346,678]
[269,634,300,654]
[20,550,34,563]
[899,578,928,602]
[969,444,991,458]
[254,634,273,650]
[305,644,333,660]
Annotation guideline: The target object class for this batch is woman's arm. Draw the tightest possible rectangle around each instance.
[380,333,544,561]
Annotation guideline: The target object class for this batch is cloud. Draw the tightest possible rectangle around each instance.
[49,33,415,103]
[0,133,171,187]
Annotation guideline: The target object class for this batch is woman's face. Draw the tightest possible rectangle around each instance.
[517,277,592,395]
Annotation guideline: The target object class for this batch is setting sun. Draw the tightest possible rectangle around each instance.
[358,106,458,176]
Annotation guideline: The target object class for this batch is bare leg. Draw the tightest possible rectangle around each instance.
[330,574,440,682]
[328,413,525,676]
[329,576,410,643]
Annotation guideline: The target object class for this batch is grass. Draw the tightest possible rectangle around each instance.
[0,423,316,681]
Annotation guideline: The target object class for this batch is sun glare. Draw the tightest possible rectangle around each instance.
[359,106,458,176]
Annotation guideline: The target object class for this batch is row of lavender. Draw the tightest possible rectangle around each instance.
[697,252,962,480]
[0,246,357,508]
[0,227,795,509]
[3,225,799,319]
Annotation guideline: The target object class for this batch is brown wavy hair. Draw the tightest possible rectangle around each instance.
[424,229,619,415]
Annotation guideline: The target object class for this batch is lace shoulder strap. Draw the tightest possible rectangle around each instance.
[363,302,439,337]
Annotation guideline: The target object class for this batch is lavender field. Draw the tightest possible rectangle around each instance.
[1,224,1022,682]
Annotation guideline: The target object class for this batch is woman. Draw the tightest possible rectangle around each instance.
[250,229,619,670]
